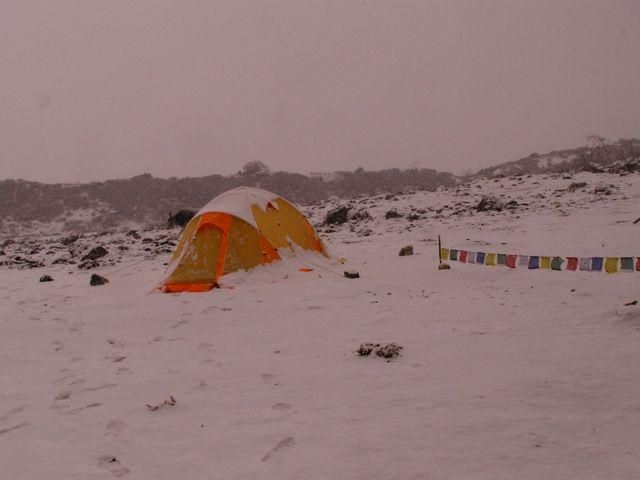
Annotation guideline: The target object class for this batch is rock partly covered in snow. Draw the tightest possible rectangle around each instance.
[89,273,109,286]
[399,245,414,256]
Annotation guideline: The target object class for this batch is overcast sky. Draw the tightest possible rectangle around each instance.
[1,0,639,183]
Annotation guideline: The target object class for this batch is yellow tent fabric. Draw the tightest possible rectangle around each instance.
[161,187,326,292]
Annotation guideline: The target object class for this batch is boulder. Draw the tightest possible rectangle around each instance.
[39,274,54,282]
[168,209,196,229]
[90,274,109,286]
[385,209,402,219]
[324,206,350,225]
[399,245,414,256]
[82,246,108,262]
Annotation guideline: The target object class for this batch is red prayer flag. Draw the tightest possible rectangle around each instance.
[637,257,640,271]
[506,255,517,269]
[566,257,578,271]
[459,250,468,263]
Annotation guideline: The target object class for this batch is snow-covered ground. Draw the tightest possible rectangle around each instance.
[1,172,640,479]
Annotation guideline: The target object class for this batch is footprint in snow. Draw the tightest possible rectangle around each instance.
[98,455,130,477]
[49,340,64,352]
[0,405,28,423]
[200,358,221,366]
[68,321,84,333]
[107,339,125,348]
[105,353,127,363]
[0,422,29,436]
[105,419,127,437]
[197,342,214,351]
[0,405,30,436]
[260,373,278,383]
[271,402,294,413]
[261,436,295,463]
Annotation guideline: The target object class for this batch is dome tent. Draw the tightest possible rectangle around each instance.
[160,187,326,292]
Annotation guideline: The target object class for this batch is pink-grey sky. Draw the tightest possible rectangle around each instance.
[1,0,639,183]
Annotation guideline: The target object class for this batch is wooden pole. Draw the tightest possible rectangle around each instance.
[438,235,442,264]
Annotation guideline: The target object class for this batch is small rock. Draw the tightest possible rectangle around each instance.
[82,246,108,262]
[566,182,587,192]
[39,274,54,282]
[375,343,403,359]
[385,209,402,219]
[593,186,613,196]
[351,210,372,222]
[476,195,504,212]
[344,270,360,279]
[90,274,109,286]
[356,343,379,356]
[356,342,403,359]
[399,245,414,256]
[61,233,81,245]
[78,260,99,270]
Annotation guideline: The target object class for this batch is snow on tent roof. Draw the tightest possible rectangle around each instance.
[196,186,281,228]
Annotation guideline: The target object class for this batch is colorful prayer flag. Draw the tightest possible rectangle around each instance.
[620,257,634,272]
[591,257,603,272]
[637,257,640,272]
[604,257,619,273]
[541,256,551,269]
[440,248,449,261]
[566,257,578,271]
[497,254,507,266]
[528,256,540,269]
[467,252,476,264]
[486,253,496,266]
[518,255,529,267]
[450,249,458,261]
[506,255,517,269]
[579,257,591,271]
[459,250,468,263]
[476,252,486,264]
[551,256,564,271]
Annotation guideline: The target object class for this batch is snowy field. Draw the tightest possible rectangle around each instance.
[1,172,640,479]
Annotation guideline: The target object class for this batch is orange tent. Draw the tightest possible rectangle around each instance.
[161,187,326,292]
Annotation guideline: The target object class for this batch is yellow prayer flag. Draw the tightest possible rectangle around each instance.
[440,248,449,261]
[540,256,551,269]
[605,257,619,273]
[486,253,496,266]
